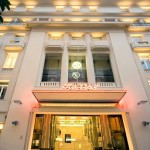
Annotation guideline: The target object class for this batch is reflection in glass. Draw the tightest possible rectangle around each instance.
[31,115,129,150]
[93,54,114,82]
[42,53,62,82]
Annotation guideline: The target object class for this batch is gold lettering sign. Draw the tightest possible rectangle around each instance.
[62,83,97,90]
[57,120,92,125]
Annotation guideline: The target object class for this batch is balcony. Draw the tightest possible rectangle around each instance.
[45,39,64,51]
[4,38,25,51]
[91,40,110,51]
[131,41,150,52]
[68,40,86,50]
[128,23,150,31]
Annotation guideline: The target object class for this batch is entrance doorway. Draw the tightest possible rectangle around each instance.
[31,115,129,150]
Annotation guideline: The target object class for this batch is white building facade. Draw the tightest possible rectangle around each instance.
[0,1,150,150]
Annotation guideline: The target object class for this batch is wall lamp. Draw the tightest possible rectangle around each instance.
[137,100,148,105]
[143,121,150,126]
[12,121,19,126]
[13,100,22,105]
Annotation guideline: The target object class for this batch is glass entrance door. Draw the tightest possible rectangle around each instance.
[31,115,129,150]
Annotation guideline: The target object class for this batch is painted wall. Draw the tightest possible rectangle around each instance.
[0,31,46,150]
[0,30,149,150]
[110,30,150,150]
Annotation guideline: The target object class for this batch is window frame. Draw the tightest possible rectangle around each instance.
[92,52,115,83]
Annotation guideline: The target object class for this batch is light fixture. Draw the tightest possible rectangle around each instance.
[12,121,19,126]
[89,6,97,12]
[71,39,83,81]
[137,100,148,105]
[56,6,64,11]
[72,72,80,79]
[143,121,150,126]
[72,6,80,12]
[56,138,62,141]
[72,61,82,69]
[26,5,35,10]
[14,100,22,104]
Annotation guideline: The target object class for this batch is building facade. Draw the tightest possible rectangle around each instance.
[0,0,150,150]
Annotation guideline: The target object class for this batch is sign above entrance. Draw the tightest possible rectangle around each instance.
[57,120,92,126]
[62,83,98,90]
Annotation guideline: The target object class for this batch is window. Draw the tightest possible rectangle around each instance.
[0,81,8,99]
[138,53,150,70]
[0,123,4,131]
[93,54,114,82]
[42,53,62,82]
[68,54,87,82]
[131,36,143,42]
[148,80,150,85]
[3,52,19,69]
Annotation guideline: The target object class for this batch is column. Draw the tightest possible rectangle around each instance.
[60,33,69,86]
[84,33,95,84]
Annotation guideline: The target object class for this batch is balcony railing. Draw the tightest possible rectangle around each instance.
[2,68,13,72]
[131,41,150,52]
[91,40,110,51]
[68,40,87,50]
[40,82,60,88]
[4,38,25,51]
[96,82,116,88]
[130,23,150,27]
[128,23,150,31]
[95,69,114,82]
[45,39,64,50]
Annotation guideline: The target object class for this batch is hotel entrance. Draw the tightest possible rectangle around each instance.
[31,114,129,150]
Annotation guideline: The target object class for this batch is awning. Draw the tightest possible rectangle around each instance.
[32,90,126,103]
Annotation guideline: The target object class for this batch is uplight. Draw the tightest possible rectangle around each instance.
[89,6,97,12]
[26,6,35,10]
[72,6,80,11]
[56,6,64,11]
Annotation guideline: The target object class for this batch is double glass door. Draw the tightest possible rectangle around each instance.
[31,115,129,150]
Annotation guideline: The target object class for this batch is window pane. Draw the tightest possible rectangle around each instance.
[0,87,7,99]
[68,55,87,82]
[42,54,62,82]
[93,54,114,82]
[3,53,18,68]
[11,58,17,68]
[138,53,150,70]
[0,82,8,99]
